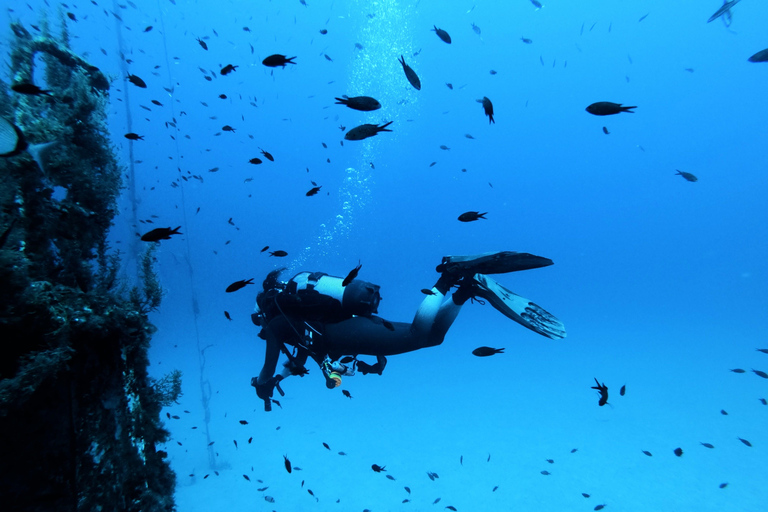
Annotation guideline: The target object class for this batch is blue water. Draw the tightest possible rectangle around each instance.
[5,0,768,510]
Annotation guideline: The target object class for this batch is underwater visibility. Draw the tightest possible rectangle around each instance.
[1,1,767,511]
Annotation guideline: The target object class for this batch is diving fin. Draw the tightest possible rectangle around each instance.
[437,251,554,276]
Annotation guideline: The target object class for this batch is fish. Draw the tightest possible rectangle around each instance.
[220,64,238,75]
[323,442,330,450]
[196,37,208,50]
[440,145,450,150]
[446,507,457,511]
[249,157,263,165]
[748,48,768,63]
[432,26,451,44]
[233,440,238,449]
[620,384,626,396]
[319,29,328,34]
[546,459,554,463]
[707,0,741,23]
[472,346,504,357]
[700,442,715,449]
[127,74,147,88]
[642,450,652,456]
[343,261,362,286]
[730,368,746,373]
[124,133,144,140]
[224,311,232,321]
[719,483,728,489]
[530,0,543,8]
[11,83,52,96]
[757,348,768,354]
[721,409,728,415]
[586,102,636,115]
[752,369,768,379]
[405,486,411,494]
[386,474,396,481]
[446,83,453,89]
[239,420,248,425]
[0,117,54,171]
[674,447,683,457]
[260,148,274,161]
[345,122,393,141]
[371,464,386,472]
[458,211,487,222]
[225,278,255,293]
[334,95,381,111]
[433,498,441,504]
[260,246,269,252]
[141,226,182,242]
[602,126,610,134]
[242,474,250,481]
[269,250,288,257]
[478,96,495,123]
[521,37,533,44]
[262,54,296,67]
[759,398,767,405]
[471,23,481,35]
[737,437,752,447]
[398,55,421,90]
[591,378,609,406]
[222,125,235,132]
[342,390,353,399]
[594,505,606,511]
[306,186,322,196]
[582,493,591,498]
[541,470,551,475]
[284,455,292,473]
[675,170,698,182]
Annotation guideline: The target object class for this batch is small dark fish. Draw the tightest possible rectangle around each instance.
[602,126,610,134]
[386,474,396,481]
[67,12,78,22]
[239,420,248,425]
[571,448,578,453]
[226,278,255,293]
[530,0,543,8]
[674,447,683,457]
[472,346,504,357]
[196,37,208,50]
[591,378,609,406]
[427,472,435,481]
[405,486,411,494]
[342,261,362,286]
[262,54,296,67]
[676,170,698,182]
[748,48,768,63]
[222,125,236,132]
[585,102,636,116]
[398,55,421,90]
[11,83,52,96]
[335,95,381,111]
[721,409,728,415]
[432,26,451,44]
[458,211,487,222]
[338,451,347,455]
[319,29,328,35]
[124,133,144,140]
[642,450,652,456]
[306,186,322,196]
[752,369,768,379]
[248,437,253,443]
[220,64,238,75]
[594,505,606,511]
[719,483,728,489]
[342,389,353,399]
[446,507,457,511]
[433,498,441,504]
[446,83,453,89]
[127,74,147,88]
[620,384,626,396]
[493,486,499,492]
[243,474,250,481]
[323,442,330,450]
[471,23,481,35]
[284,455,292,473]
[372,464,386,473]
[345,122,393,141]
[737,437,752,447]
[269,250,288,257]
[759,398,767,405]
[144,26,153,32]
[489,69,497,75]
[707,0,741,23]
[546,459,554,464]
[324,54,333,62]
[700,442,715,449]
[730,368,746,373]
[233,440,238,449]
[260,148,274,161]
[421,288,436,295]
[260,246,269,252]
[249,157,263,165]
[521,36,533,44]
[141,226,181,242]
[582,493,591,498]
[477,96,494,124]
[541,470,551,476]
[224,311,232,321]
[219,94,227,99]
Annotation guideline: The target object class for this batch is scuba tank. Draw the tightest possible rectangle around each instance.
[285,271,381,320]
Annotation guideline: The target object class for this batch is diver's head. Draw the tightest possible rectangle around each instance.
[262,267,287,292]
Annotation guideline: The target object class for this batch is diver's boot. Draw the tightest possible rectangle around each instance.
[453,273,566,340]
[436,251,554,276]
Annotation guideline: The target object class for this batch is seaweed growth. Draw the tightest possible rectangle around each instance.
[0,15,176,512]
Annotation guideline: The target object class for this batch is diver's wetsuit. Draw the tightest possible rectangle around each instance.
[252,269,461,410]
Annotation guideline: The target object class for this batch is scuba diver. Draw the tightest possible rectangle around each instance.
[250,251,566,411]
